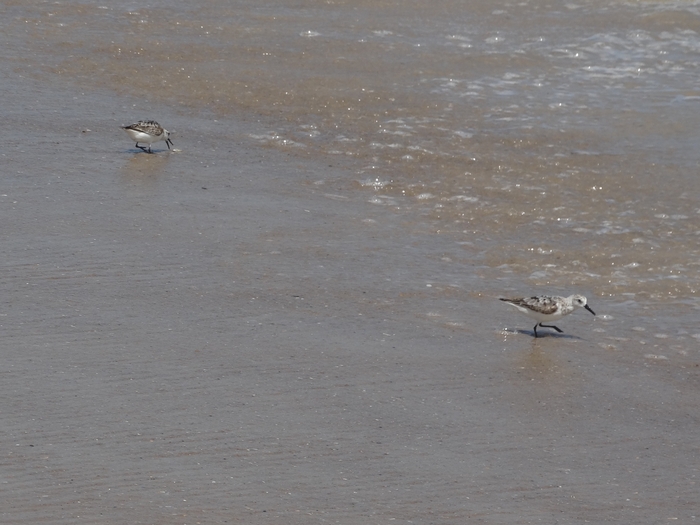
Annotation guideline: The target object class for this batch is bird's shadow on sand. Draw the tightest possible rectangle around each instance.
[502,328,583,340]
[124,148,170,155]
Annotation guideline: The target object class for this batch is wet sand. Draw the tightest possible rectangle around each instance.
[1,73,699,525]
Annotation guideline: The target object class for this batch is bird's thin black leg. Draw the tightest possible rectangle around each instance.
[533,324,539,338]
[135,143,148,152]
[539,322,564,333]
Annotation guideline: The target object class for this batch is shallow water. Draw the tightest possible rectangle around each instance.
[6,0,700,305]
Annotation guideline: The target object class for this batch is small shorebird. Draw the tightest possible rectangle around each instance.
[500,294,596,337]
[121,120,173,153]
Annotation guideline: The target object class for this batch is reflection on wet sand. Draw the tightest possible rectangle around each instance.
[120,148,173,181]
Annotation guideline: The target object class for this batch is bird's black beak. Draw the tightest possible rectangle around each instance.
[585,304,596,316]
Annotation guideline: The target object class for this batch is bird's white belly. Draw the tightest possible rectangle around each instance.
[124,128,159,144]
[511,304,563,322]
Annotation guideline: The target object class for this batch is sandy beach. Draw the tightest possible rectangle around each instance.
[2,1,700,522]
[0,70,697,525]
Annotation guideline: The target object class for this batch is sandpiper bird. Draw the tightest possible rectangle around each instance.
[500,294,596,337]
[121,120,173,153]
